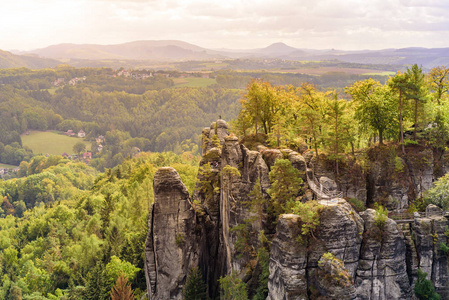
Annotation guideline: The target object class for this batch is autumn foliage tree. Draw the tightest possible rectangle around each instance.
[110,274,135,300]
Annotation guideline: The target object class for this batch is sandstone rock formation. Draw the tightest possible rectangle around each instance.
[413,205,449,298]
[145,120,449,300]
[355,209,412,299]
[144,167,199,300]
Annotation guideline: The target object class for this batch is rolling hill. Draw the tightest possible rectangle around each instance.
[0,50,60,69]
[8,40,449,69]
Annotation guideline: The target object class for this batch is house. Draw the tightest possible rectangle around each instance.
[96,135,105,144]
[62,152,69,158]
[97,144,103,152]
[64,130,75,136]
[54,78,65,86]
[83,152,92,160]
[78,130,86,138]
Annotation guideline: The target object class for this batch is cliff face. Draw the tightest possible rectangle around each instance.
[144,167,199,300]
[144,120,449,299]
[267,200,363,300]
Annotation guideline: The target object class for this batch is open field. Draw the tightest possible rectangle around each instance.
[22,131,91,156]
[0,163,18,169]
[172,77,217,87]
[271,67,394,75]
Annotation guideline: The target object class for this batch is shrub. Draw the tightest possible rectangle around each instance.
[374,203,388,228]
[176,233,184,247]
[289,200,323,244]
[404,139,419,146]
[414,269,441,300]
[346,198,366,212]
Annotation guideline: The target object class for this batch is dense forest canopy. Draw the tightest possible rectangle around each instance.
[0,63,400,170]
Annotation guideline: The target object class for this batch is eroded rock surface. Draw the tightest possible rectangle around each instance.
[355,209,412,300]
[144,167,199,300]
[413,206,449,298]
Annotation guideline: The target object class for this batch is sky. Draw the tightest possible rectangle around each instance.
[1,0,449,51]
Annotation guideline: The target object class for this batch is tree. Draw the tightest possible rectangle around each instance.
[246,179,266,230]
[424,173,449,210]
[426,66,449,145]
[237,79,281,135]
[389,72,410,153]
[73,141,86,157]
[323,93,352,175]
[183,267,207,300]
[414,269,441,300]
[267,159,302,216]
[219,272,248,300]
[427,66,449,105]
[405,64,427,140]
[297,83,327,157]
[110,274,135,300]
[289,200,322,243]
[346,79,397,145]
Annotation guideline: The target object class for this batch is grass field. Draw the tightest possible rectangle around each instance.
[0,163,18,169]
[22,131,91,156]
[173,77,217,88]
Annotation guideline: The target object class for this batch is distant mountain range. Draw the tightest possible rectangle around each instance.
[0,49,59,69]
[4,40,449,69]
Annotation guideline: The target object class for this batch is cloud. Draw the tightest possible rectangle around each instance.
[0,0,448,51]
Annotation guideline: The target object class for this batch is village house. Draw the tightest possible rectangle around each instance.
[64,130,75,136]
[78,130,86,138]
[83,152,92,160]
[53,78,65,86]
[96,135,105,144]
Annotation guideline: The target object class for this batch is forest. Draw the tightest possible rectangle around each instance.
[0,64,396,170]
[0,62,448,299]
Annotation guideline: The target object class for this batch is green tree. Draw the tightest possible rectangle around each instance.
[405,64,427,140]
[267,159,302,216]
[73,141,86,157]
[246,179,266,230]
[346,79,397,145]
[414,269,441,300]
[183,267,207,300]
[289,200,322,243]
[424,173,449,210]
[427,66,449,105]
[297,83,327,157]
[219,272,248,300]
[323,93,352,175]
[389,72,410,153]
[237,79,281,135]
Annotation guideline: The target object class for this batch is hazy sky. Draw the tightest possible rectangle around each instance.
[1,0,449,51]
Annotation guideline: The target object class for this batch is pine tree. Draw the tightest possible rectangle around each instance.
[110,274,135,300]
[183,267,207,300]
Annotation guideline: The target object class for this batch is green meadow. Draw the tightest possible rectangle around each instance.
[22,131,91,156]
[0,163,18,169]
[173,77,217,87]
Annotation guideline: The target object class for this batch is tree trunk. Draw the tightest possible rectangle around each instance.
[399,90,405,154]
[413,99,418,141]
